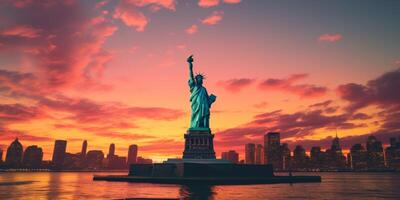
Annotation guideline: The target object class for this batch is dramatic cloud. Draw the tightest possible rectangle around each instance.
[198,0,220,8]
[202,11,224,25]
[318,33,342,42]
[258,74,328,98]
[0,25,42,38]
[218,78,255,92]
[185,24,198,34]
[337,68,400,111]
[0,127,53,142]
[0,1,117,89]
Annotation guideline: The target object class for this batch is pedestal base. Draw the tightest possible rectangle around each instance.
[183,129,216,159]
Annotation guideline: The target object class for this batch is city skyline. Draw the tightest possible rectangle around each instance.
[0,0,400,161]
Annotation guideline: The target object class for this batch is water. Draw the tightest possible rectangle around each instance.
[0,172,399,199]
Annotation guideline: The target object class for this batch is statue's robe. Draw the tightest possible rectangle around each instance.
[189,79,211,128]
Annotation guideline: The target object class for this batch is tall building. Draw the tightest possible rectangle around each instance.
[325,134,346,170]
[127,144,138,165]
[245,143,255,164]
[349,144,368,171]
[81,140,87,158]
[366,135,385,169]
[255,144,263,164]
[385,137,400,170]
[221,150,239,163]
[310,146,323,169]
[86,150,104,170]
[23,145,43,168]
[108,143,115,159]
[280,143,291,170]
[264,132,281,169]
[0,149,3,163]
[293,145,308,170]
[5,138,23,168]
[52,140,67,169]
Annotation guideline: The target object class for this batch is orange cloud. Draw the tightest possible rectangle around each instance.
[318,33,342,42]
[0,25,42,38]
[185,24,198,34]
[223,0,241,4]
[201,11,224,25]
[198,0,220,8]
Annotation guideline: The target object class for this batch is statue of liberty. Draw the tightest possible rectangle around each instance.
[187,55,216,130]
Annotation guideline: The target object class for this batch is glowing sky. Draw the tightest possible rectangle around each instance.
[1,0,400,162]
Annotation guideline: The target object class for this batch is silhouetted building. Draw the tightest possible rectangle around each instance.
[245,143,255,164]
[86,150,104,170]
[255,144,263,164]
[108,156,127,169]
[366,135,385,169]
[221,150,239,163]
[325,135,346,170]
[293,145,308,170]
[310,146,323,170]
[52,140,67,169]
[23,145,43,168]
[349,143,368,171]
[127,145,138,166]
[81,140,87,159]
[280,143,291,170]
[0,149,3,163]
[5,138,23,168]
[108,143,115,159]
[385,137,400,170]
[63,153,81,170]
[264,132,282,169]
[137,156,152,164]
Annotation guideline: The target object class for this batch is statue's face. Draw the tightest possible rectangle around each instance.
[196,76,203,85]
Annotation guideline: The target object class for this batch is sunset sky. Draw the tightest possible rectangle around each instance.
[1,0,400,162]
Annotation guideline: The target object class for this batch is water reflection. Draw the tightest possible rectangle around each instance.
[179,184,215,200]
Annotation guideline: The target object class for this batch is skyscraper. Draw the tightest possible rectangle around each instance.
[81,140,87,158]
[108,143,115,159]
[5,138,23,168]
[23,145,43,168]
[245,143,255,164]
[0,149,3,163]
[366,135,385,169]
[221,150,239,163]
[385,137,400,170]
[349,143,368,171]
[264,132,281,169]
[52,140,67,169]
[325,134,346,169]
[293,145,308,170]
[255,144,263,164]
[127,144,138,166]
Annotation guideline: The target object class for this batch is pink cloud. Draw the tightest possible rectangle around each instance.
[395,60,400,66]
[223,0,241,4]
[258,74,328,98]
[0,1,118,90]
[318,33,342,42]
[0,25,42,38]
[218,78,255,92]
[185,24,198,34]
[114,1,148,32]
[201,11,224,25]
[127,0,176,10]
[198,0,220,8]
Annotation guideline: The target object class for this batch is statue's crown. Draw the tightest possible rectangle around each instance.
[195,73,205,79]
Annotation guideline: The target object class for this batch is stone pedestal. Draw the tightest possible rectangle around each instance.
[183,128,216,159]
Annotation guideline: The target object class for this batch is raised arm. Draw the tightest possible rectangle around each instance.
[187,55,195,82]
